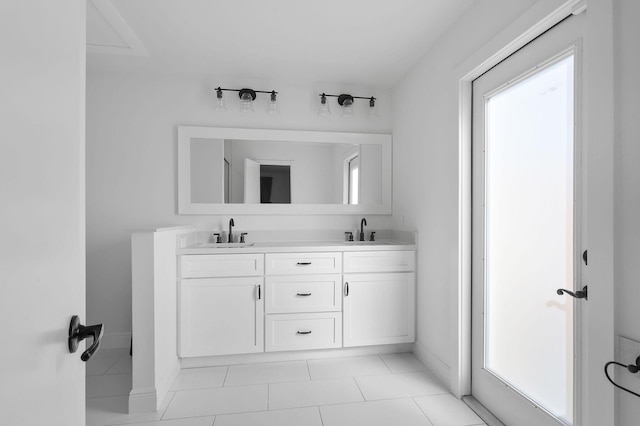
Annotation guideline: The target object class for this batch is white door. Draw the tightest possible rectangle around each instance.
[244,158,261,203]
[0,1,87,425]
[472,14,585,426]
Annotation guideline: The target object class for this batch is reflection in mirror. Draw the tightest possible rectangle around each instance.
[178,126,392,215]
[259,164,291,204]
[192,138,382,205]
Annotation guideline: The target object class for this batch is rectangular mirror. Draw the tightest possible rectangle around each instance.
[178,126,392,214]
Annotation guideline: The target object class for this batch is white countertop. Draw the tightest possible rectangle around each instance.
[177,240,416,255]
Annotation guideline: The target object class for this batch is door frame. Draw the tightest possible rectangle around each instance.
[453,0,614,424]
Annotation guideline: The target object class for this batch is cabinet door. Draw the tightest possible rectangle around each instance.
[343,273,415,347]
[179,277,264,357]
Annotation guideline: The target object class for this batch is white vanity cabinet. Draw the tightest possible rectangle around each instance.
[342,251,416,347]
[264,252,343,352]
[178,254,264,357]
[176,246,416,358]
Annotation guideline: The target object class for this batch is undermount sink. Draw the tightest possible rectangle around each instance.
[196,242,255,248]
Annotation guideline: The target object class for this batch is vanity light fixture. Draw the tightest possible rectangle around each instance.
[214,87,279,114]
[317,93,378,119]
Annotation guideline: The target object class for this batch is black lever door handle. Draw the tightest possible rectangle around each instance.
[557,285,588,300]
[68,315,104,362]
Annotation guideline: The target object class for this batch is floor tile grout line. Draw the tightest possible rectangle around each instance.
[221,365,230,387]
[317,405,325,426]
[376,354,393,374]
[352,375,367,402]
[159,390,177,420]
[105,412,214,426]
[305,359,312,380]
[411,396,436,425]
[162,407,270,421]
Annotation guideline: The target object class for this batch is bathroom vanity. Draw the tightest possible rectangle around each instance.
[130,228,416,414]
[177,241,415,358]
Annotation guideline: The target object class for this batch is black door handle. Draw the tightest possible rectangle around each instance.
[557,285,588,300]
[68,315,104,362]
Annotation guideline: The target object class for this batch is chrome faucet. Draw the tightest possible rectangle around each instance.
[359,218,367,241]
[228,218,235,243]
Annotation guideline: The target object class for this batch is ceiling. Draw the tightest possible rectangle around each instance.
[87,0,475,88]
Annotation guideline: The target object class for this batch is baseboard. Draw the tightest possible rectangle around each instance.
[181,343,413,369]
[101,332,132,350]
[412,340,451,389]
[128,387,157,414]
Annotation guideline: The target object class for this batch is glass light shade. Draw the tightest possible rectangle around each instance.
[266,95,280,114]
[367,105,379,119]
[215,93,227,112]
[318,101,331,117]
[240,92,254,113]
[340,103,355,119]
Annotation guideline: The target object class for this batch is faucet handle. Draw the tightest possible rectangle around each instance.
[369,231,376,241]
[212,233,221,243]
[344,231,354,242]
[240,232,248,243]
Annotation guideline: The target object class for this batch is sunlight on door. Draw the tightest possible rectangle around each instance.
[484,54,574,424]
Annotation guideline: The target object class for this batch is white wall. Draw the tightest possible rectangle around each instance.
[613,0,640,423]
[392,0,538,383]
[86,71,392,342]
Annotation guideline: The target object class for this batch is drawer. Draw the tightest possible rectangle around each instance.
[265,312,342,352]
[265,252,342,275]
[180,254,264,278]
[343,251,415,273]
[265,275,341,314]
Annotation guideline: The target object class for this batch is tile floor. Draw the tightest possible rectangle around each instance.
[87,349,486,426]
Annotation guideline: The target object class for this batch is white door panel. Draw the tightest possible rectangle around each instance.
[472,15,584,426]
[0,1,87,424]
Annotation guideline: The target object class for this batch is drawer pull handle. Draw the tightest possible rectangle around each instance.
[344,282,349,297]
[296,261,312,265]
[296,292,312,297]
[257,285,261,300]
[296,330,312,335]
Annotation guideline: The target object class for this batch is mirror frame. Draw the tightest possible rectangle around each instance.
[178,126,392,215]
